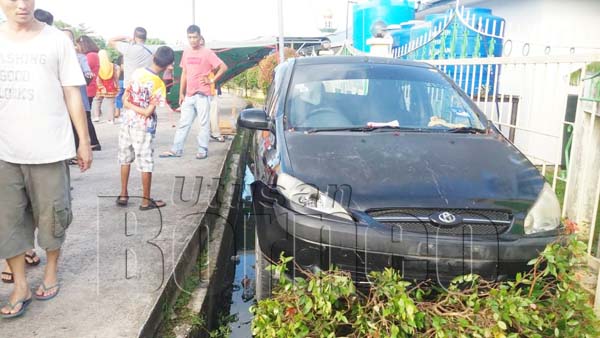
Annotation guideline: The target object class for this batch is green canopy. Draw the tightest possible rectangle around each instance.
[167,38,276,108]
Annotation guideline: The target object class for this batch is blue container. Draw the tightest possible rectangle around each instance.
[446,64,500,96]
[425,13,448,31]
[407,21,431,59]
[353,0,415,52]
[390,22,415,49]
[452,8,504,58]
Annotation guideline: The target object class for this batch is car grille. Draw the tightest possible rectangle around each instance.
[367,208,512,236]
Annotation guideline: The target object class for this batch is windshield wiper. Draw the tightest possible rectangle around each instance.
[304,126,422,134]
[446,127,487,134]
[304,127,371,134]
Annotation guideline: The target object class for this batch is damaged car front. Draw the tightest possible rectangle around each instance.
[239,56,562,299]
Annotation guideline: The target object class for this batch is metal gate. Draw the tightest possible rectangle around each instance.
[405,54,600,313]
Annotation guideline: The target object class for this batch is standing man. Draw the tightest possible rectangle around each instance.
[160,25,228,160]
[108,27,155,87]
[0,0,92,318]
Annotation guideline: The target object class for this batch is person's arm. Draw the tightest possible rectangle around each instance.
[178,67,187,105]
[211,62,228,84]
[123,89,157,117]
[63,86,92,171]
[108,36,130,49]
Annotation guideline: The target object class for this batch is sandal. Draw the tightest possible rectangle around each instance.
[210,135,226,142]
[159,151,181,158]
[1,272,13,284]
[0,295,32,319]
[24,252,41,266]
[195,152,208,160]
[116,196,129,207]
[139,199,166,211]
[34,283,60,301]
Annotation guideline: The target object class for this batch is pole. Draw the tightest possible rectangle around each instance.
[192,0,196,25]
[277,0,285,63]
[345,1,350,42]
[345,1,356,47]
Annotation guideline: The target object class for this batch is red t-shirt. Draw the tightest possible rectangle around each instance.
[180,47,223,97]
[86,52,99,98]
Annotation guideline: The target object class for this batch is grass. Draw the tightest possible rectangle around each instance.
[245,96,266,108]
[158,248,207,338]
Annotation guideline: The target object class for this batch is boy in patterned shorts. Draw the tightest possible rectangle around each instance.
[117,46,174,210]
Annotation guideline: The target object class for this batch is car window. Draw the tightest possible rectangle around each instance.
[322,79,368,96]
[266,64,287,118]
[285,64,484,131]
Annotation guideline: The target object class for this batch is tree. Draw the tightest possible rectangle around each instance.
[55,20,94,37]
[146,38,166,45]
[54,20,120,62]
[258,48,297,93]
[231,67,260,97]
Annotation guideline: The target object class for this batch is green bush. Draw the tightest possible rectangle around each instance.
[251,236,599,337]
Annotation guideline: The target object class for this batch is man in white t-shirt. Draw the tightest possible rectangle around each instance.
[0,0,92,318]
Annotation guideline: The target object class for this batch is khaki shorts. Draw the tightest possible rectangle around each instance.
[118,125,155,172]
[0,160,72,259]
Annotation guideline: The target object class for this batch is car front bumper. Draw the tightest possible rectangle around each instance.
[255,203,561,283]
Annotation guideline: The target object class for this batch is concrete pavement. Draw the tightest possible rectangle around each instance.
[0,93,248,338]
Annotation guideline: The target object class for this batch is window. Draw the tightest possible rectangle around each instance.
[286,63,484,130]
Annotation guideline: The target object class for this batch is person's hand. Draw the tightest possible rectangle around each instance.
[77,143,93,172]
[200,75,211,85]
[179,94,185,106]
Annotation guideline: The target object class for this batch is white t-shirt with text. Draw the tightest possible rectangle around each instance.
[0,25,85,164]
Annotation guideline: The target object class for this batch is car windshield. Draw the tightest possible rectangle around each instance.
[285,63,485,132]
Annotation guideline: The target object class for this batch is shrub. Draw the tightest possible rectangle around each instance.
[251,236,600,337]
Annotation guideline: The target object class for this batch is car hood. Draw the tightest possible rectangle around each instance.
[283,132,544,213]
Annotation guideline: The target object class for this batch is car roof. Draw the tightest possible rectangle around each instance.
[292,56,434,69]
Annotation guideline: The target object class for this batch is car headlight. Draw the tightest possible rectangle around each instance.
[276,173,353,221]
[524,183,561,234]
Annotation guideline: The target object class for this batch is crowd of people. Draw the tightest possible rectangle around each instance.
[0,0,228,319]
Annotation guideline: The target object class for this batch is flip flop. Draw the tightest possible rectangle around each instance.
[1,272,13,284]
[195,152,208,160]
[116,196,129,207]
[139,199,166,211]
[210,135,226,142]
[34,283,60,301]
[24,252,41,266]
[1,296,32,319]
[159,151,181,158]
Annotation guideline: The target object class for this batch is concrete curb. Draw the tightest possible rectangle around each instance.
[139,130,249,337]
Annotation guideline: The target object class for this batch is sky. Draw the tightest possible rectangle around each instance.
[20,0,359,45]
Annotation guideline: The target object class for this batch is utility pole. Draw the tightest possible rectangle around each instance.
[192,0,196,24]
[278,0,285,64]
[345,0,356,43]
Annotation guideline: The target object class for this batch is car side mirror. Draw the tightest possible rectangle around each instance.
[238,108,270,130]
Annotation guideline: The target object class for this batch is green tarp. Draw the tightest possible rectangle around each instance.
[166,40,276,108]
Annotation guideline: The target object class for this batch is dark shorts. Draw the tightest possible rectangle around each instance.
[0,160,72,259]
